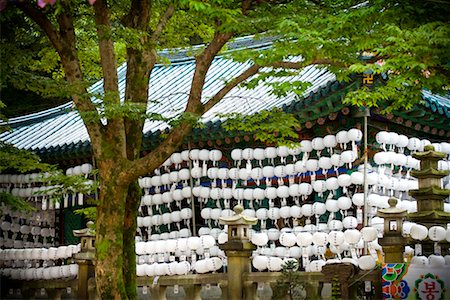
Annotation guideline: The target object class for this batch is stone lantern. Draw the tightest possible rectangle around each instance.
[377,198,407,263]
[73,221,96,300]
[219,205,257,300]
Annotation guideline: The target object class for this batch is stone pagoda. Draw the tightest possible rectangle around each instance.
[408,145,450,255]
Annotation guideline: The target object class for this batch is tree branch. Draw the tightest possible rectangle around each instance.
[203,64,260,112]
[93,0,119,97]
[16,0,104,147]
[150,4,176,41]
[14,1,62,54]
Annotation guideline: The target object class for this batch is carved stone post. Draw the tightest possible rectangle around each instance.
[377,198,407,263]
[219,205,257,300]
[73,221,96,300]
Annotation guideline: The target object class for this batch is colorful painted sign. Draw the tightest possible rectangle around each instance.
[382,263,449,300]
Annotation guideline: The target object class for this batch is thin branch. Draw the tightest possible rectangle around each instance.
[203,64,260,112]
[14,1,62,53]
[93,0,119,96]
[150,4,176,41]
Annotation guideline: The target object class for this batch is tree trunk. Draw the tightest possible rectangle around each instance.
[95,168,128,299]
[123,181,141,300]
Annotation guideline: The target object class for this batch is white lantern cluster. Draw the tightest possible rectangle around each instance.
[0,206,57,249]
[1,264,79,280]
[135,234,225,276]
[371,130,450,225]
[250,224,380,273]
[0,244,81,280]
[0,244,80,262]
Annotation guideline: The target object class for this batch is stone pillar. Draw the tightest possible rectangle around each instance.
[73,221,96,300]
[219,205,257,300]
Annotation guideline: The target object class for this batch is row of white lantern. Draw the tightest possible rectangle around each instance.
[136,235,217,255]
[1,221,56,237]
[407,224,450,242]
[231,129,362,165]
[139,129,363,190]
[136,258,224,277]
[65,163,93,177]
[0,163,93,186]
[375,131,450,155]
[1,264,78,280]
[139,174,420,217]
[138,228,194,242]
[0,244,80,261]
[137,208,192,228]
[252,255,377,272]
[409,254,450,267]
[250,226,378,248]
[0,172,51,185]
[136,245,225,264]
[138,152,359,192]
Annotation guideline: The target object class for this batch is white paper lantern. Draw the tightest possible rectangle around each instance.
[302,204,314,217]
[429,255,445,267]
[276,185,289,199]
[267,228,280,241]
[290,206,303,218]
[344,229,361,244]
[264,147,277,160]
[337,196,352,211]
[358,256,376,270]
[305,159,319,172]
[262,166,275,179]
[325,199,339,213]
[428,226,446,242]
[279,232,297,247]
[325,177,339,191]
[348,128,363,142]
[410,224,428,241]
[251,232,269,246]
[279,206,291,219]
[268,207,280,220]
[361,227,377,242]
[342,216,358,229]
[264,187,277,200]
[298,183,313,196]
[296,232,313,247]
[277,146,289,159]
[312,232,328,246]
[337,174,352,187]
[323,135,337,149]
[312,202,326,216]
[350,172,364,185]
[312,137,325,152]
[328,231,345,246]
[309,259,326,272]
[411,256,428,266]
[300,140,313,153]
[256,208,269,220]
[252,255,269,271]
